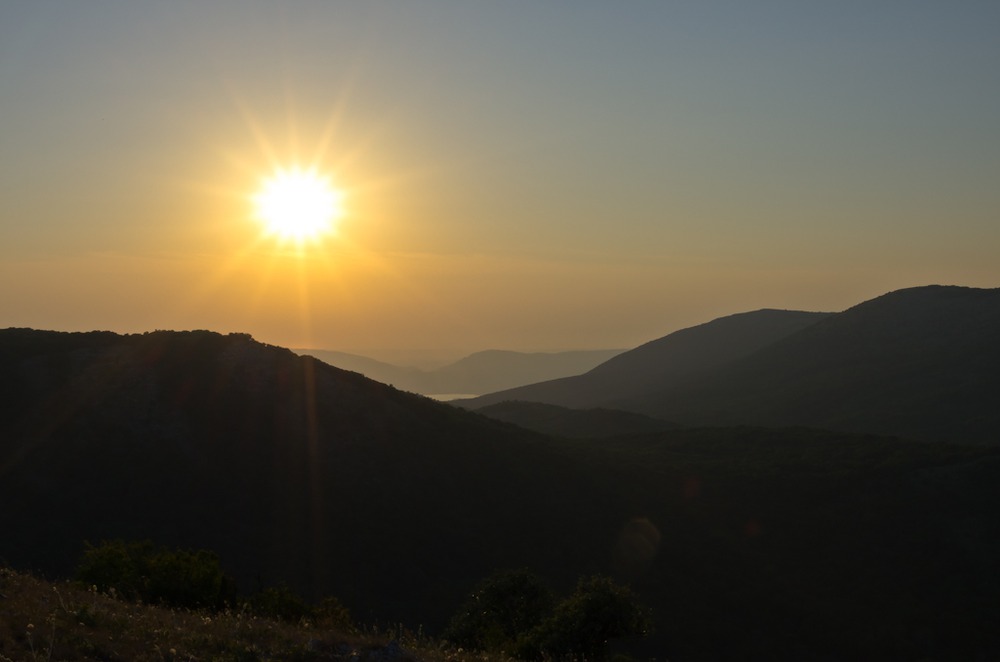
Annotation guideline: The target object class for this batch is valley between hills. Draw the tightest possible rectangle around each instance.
[2,284,999,660]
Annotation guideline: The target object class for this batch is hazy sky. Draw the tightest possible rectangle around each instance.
[2,2,998,360]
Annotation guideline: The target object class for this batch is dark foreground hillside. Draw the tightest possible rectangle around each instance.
[475,400,676,439]
[0,563,509,662]
[2,328,999,660]
[585,428,1000,660]
[0,329,609,626]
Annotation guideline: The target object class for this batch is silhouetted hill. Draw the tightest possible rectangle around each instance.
[627,285,1000,442]
[3,327,1000,659]
[292,349,426,390]
[477,401,676,439]
[295,348,623,396]
[463,286,1000,443]
[461,309,830,408]
[0,329,610,629]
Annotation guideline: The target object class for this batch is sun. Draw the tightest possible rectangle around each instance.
[253,167,344,243]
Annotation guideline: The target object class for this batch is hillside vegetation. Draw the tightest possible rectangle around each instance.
[0,329,623,634]
[3,321,1000,659]
[475,401,675,439]
[0,563,479,662]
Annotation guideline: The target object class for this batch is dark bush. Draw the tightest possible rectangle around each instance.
[76,539,150,601]
[444,569,555,653]
[144,547,236,610]
[519,575,651,661]
[76,540,236,610]
[245,583,311,622]
[314,595,355,631]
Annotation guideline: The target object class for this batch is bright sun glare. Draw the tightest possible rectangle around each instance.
[253,167,343,243]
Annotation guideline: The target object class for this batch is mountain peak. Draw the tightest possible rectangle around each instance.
[464,285,1000,443]
[461,308,829,409]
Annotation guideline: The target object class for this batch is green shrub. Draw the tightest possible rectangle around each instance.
[245,583,311,622]
[76,540,236,610]
[76,540,355,631]
[444,569,555,653]
[518,576,651,661]
[76,539,153,601]
[315,595,355,631]
[144,547,236,610]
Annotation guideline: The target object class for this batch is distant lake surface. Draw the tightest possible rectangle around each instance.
[427,393,478,401]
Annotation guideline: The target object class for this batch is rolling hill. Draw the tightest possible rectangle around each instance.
[2,326,999,660]
[628,285,1000,441]
[459,309,830,409]
[463,286,1000,443]
[0,329,612,628]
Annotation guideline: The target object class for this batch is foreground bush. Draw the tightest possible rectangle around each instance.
[76,539,355,630]
[446,571,650,660]
[76,539,237,610]
[518,575,651,661]
[444,569,555,653]
[246,583,311,622]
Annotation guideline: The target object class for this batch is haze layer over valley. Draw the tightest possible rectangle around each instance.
[292,348,624,398]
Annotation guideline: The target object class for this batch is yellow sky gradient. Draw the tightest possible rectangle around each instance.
[2,3,998,360]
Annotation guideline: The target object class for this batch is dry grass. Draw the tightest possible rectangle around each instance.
[0,566,516,662]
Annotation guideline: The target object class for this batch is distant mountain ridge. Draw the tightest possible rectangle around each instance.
[463,285,1000,444]
[294,347,623,396]
[637,284,1000,441]
[461,308,831,408]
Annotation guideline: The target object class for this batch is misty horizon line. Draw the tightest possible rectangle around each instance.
[8,282,996,368]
